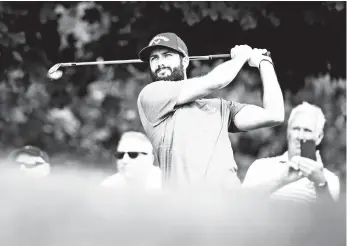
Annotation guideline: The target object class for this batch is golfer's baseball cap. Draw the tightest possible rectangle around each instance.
[139,32,188,62]
[8,145,50,163]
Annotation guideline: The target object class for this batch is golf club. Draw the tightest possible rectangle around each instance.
[47,54,231,80]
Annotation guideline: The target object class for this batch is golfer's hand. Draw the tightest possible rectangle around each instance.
[248,48,272,68]
[292,156,327,185]
[230,45,253,61]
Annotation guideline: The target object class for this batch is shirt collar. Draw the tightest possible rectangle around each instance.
[278,151,289,162]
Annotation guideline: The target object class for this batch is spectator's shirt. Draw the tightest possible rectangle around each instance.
[242,152,340,203]
[137,81,246,190]
[100,166,161,190]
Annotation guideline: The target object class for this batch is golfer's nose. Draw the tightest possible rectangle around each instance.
[157,55,168,66]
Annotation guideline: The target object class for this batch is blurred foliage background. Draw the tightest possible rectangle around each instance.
[0,2,345,188]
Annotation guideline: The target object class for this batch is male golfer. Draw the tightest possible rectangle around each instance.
[137,32,284,190]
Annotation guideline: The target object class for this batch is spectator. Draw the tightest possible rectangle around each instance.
[243,102,340,203]
[100,131,161,190]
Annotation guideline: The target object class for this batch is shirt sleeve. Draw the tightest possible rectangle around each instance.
[137,81,183,126]
[227,101,248,133]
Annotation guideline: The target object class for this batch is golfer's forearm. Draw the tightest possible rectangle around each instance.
[176,57,247,105]
[259,62,285,122]
[206,56,248,89]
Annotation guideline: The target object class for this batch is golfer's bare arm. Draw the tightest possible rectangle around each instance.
[138,46,283,128]
[176,56,248,106]
[233,61,284,131]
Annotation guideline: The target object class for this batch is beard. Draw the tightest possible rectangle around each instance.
[150,62,185,82]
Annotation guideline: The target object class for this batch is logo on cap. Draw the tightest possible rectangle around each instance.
[149,35,170,46]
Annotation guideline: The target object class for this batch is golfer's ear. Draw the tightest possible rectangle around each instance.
[182,56,189,69]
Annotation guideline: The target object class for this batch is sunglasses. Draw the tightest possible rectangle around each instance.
[114,152,148,159]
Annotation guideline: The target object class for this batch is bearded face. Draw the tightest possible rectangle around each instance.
[149,48,185,82]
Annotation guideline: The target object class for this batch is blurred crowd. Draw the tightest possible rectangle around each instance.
[0,101,345,246]
[4,102,343,202]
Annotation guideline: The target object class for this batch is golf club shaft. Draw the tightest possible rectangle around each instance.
[58,54,231,68]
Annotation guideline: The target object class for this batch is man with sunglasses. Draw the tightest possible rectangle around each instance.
[7,145,51,178]
[137,33,284,190]
[101,131,161,190]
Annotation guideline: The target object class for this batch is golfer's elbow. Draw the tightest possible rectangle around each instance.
[264,100,285,126]
[271,118,284,127]
[276,106,285,123]
[261,108,284,127]
[269,111,285,126]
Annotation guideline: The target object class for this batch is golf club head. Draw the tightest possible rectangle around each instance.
[47,63,63,80]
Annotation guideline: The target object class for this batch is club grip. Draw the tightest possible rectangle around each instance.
[208,54,231,60]
[208,51,271,60]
